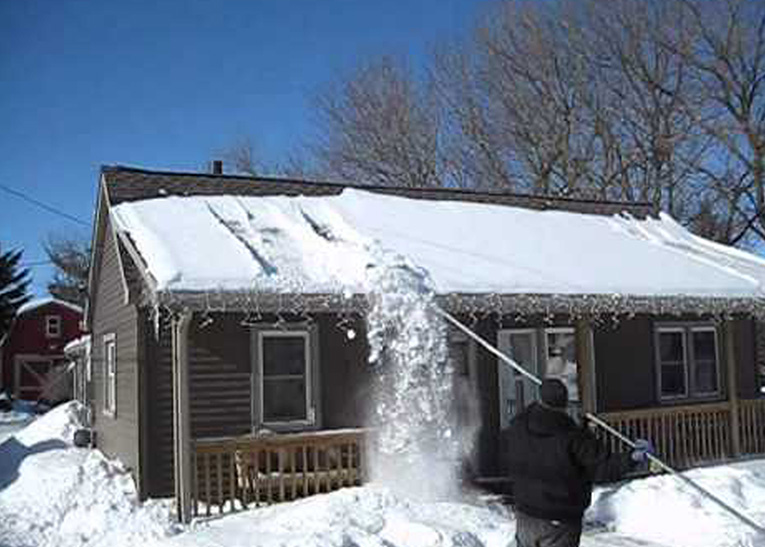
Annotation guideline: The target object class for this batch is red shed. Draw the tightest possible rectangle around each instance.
[0,298,84,401]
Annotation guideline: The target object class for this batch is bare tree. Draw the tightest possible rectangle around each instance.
[300,0,764,245]
[45,236,90,308]
[667,0,765,245]
[313,56,445,188]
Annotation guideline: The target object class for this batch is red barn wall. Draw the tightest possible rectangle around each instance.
[1,302,83,394]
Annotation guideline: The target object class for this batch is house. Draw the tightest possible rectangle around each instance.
[86,165,765,522]
[0,298,84,401]
[64,334,91,407]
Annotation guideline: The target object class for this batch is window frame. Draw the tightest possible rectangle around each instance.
[46,315,62,338]
[255,329,316,430]
[655,323,721,403]
[102,333,116,417]
[497,328,539,429]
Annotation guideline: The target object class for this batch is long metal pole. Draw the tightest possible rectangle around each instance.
[437,309,765,536]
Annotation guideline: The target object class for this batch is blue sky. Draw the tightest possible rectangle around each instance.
[0,0,489,296]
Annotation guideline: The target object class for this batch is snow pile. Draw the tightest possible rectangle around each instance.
[0,402,178,547]
[0,398,38,444]
[587,459,765,547]
[12,399,86,445]
[167,486,514,547]
[365,251,460,500]
[111,189,765,298]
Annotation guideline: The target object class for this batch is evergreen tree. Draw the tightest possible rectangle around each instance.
[0,245,32,342]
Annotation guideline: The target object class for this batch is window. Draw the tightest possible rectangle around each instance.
[498,326,583,426]
[103,334,116,416]
[46,316,61,338]
[257,331,315,426]
[656,324,720,401]
[544,328,580,405]
[498,329,539,428]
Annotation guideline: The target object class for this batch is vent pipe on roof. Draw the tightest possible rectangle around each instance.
[211,160,223,175]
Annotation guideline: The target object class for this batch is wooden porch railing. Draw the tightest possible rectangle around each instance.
[739,399,765,455]
[598,399,765,470]
[192,428,366,517]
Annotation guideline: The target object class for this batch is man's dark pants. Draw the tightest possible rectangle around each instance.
[515,510,582,547]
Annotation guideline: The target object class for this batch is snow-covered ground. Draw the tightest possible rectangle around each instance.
[0,399,39,444]
[2,402,765,547]
[0,402,178,547]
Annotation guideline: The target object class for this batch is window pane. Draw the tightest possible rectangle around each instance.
[263,379,307,421]
[660,332,684,362]
[694,360,718,394]
[263,336,306,376]
[661,364,686,396]
[693,331,716,362]
[546,330,579,402]
[509,333,535,368]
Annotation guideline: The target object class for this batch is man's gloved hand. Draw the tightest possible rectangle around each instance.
[631,439,654,463]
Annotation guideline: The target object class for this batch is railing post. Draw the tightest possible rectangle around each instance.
[575,318,597,415]
[172,310,194,523]
[725,320,742,458]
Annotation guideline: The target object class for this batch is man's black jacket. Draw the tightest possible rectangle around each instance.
[503,402,635,522]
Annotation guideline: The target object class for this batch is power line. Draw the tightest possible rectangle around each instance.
[21,259,55,268]
[0,183,90,227]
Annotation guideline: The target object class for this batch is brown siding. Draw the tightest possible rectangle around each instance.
[472,318,501,476]
[319,316,371,429]
[143,316,174,498]
[733,318,758,399]
[189,315,252,438]
[91,216,141,481]
[594,316,656,412]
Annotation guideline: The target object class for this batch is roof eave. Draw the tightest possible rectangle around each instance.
[150,289,765,319]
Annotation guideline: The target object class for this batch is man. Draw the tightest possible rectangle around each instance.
[503,378,652,547]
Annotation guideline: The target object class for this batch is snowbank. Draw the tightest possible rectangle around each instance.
[0,399,39,444]
[167,487,514,547]
[587,460,765,547]
[3,401,765,547]
[0,401,178,547]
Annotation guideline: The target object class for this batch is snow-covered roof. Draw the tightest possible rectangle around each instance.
[64,335,91,355]
[110,189,765,308]
[17,298,83,315]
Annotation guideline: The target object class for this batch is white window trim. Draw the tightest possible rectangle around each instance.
[655,323,721,402]
[46,315,62,338]
[102,333,116,417]
[498,328,538,429]
[255,330,316,429]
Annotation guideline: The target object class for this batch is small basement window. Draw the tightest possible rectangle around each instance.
[257,331,315,427]
[656,324,720,401]
[46,316,61,338]
[103,333,116,416]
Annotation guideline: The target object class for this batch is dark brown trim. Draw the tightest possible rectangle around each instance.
[101,165,653,217]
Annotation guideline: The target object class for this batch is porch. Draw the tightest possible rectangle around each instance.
[191,428,366,517]
[186,399,765,518]
[599,399,765,469]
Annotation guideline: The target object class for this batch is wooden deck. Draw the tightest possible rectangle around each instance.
[192,428,366,516]
[599,399,765,469]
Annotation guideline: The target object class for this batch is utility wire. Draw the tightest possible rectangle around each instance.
[21,260,55,268]
[0,183,90,227]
